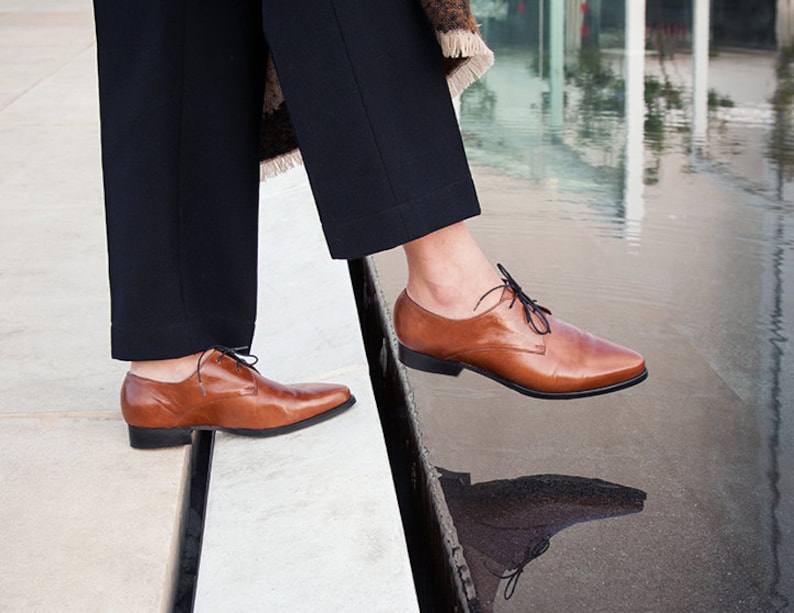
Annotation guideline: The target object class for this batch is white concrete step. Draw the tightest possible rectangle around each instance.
[194,168,418,613]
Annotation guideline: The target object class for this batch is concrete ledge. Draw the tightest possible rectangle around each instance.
[349,258,474,610]
[194,168,418,612]
[0,417,190,612]
[1,4,192,611]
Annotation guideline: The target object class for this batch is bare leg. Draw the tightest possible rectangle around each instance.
[402,221,503,319]
[128,353,202,382]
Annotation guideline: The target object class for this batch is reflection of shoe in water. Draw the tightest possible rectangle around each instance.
[437,468,647,612]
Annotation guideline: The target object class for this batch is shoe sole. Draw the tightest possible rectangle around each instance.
[398,344,648,400]
[127,395,357,450]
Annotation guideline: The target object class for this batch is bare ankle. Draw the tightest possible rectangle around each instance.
[129,352,203,383]
[406,273,502,318]
[402,223,503,318]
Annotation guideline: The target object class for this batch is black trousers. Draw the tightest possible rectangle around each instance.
[94,0,480,361]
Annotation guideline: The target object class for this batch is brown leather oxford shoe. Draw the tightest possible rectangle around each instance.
[121,347,355,449]
[393,265,647,399]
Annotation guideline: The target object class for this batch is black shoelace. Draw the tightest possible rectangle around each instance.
[474,263,552,335]
[196,345,259,396]
[488,537,551,600]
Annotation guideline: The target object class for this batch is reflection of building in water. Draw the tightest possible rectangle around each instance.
[471,0,777,49]
[463,0,794,218]
[438,469,646,612]
[456,4,793,606]
[780,0,794,47]
[470,0,509,21]
[460,0,640,222]
[769,46,794,193]
[646,0,776,47]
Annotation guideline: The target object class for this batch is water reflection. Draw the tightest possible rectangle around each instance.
[463,1,794,231]
[691,0,710,148]
[759,53,794,603]
[769,46,794,198]
[463,0,660,235]
[372,2,794,609]
[764,213,791,611]
[438,468,646,612]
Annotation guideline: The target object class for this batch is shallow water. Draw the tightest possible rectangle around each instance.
[375,9,793,612]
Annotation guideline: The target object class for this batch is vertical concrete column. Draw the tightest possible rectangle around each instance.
[692,0,711,147]
[589,0,603,47]
[549,0,565,134]
[564,0,583,57]
[777,0,794,48]
[624,0,646,237]
[538,0,544,76]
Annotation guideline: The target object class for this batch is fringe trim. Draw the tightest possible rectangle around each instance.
[436,29,493,60]
[259,149,304,180]
[436,30,495,97]
[446,53,494,98]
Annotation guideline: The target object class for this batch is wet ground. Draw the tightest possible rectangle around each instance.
[374,19,793,613]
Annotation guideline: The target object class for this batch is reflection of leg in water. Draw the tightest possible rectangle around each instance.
[437,468,647,612]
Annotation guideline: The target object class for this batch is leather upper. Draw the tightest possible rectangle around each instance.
[393,289,646,395]
[121,349,351,430]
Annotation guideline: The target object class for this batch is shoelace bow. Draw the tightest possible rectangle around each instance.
[474,264,552,335]
[196,345,259,396]
[488,537,551,600]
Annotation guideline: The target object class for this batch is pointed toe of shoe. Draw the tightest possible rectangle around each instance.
[580,344,648,394]
[560,328,647,393]
[288,382,355,418]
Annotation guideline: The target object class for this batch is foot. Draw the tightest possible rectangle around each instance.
[393,264,647,399]
[121,347,355,449]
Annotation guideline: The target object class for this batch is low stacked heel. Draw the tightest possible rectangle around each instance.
[398,344,463,376]
[128,425,193,449]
